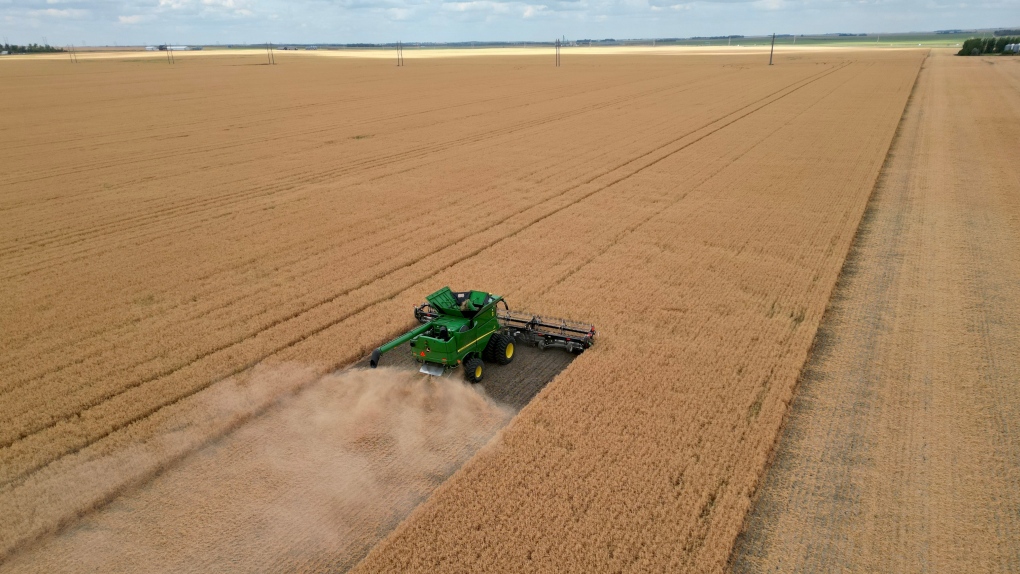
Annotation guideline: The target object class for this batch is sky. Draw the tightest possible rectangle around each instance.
[1,0,1017,46]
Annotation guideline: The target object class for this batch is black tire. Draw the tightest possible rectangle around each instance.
[484,333,515,365]
[464,357,484,384]
[482,333,503,362]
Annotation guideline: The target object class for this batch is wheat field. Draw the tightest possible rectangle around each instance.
[2,49,924,571]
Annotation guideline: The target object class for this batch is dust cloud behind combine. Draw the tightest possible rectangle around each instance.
[1,366,511,573]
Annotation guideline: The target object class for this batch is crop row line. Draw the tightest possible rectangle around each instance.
[0,90,694,386]
[0,73,708,376]
[0,63,844,488]
[0,70,723,271]
[536,63,863,303]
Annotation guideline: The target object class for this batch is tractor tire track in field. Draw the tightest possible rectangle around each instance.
[0,86,688,270]
[0,66,741,264]
[0,131,625,376]
[0,63,771,295]
[0,62,846,487]
[0,72,595,156]
[0,63,706,217]
[3,60,696,165]
[0,65,772,391]
[0,62,831,390]
[0,70,612,185]
[535,63,866,300]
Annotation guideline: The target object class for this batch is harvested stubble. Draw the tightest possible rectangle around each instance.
[732,51,1020,572]
[1,49,923,570]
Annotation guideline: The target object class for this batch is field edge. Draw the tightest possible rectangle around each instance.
[724,49,931,571]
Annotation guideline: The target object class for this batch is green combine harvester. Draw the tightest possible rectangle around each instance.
[369,287,596,382]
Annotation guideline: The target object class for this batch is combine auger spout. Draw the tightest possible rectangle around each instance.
[369,322,430,368]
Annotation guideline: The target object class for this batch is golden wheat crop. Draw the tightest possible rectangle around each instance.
[1,49,924,571]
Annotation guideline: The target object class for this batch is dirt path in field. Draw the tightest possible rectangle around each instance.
[731,51,1020,572]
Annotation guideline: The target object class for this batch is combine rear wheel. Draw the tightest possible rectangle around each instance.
[464,357,484,384]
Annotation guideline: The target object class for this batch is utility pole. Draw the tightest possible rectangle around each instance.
[555,38,561,67]
[769,33,776,65]
[396,41,404,66]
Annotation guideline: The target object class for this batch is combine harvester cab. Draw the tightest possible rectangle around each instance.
[369,287,595,383]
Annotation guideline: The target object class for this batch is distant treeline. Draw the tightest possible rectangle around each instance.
[994,29,1020,36]
[959,36,1020,55]
[1,43,64,54]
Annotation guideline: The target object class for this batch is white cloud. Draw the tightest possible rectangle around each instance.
[386,6,414,18]
[443,1,496,11]
[29,7,87,17]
